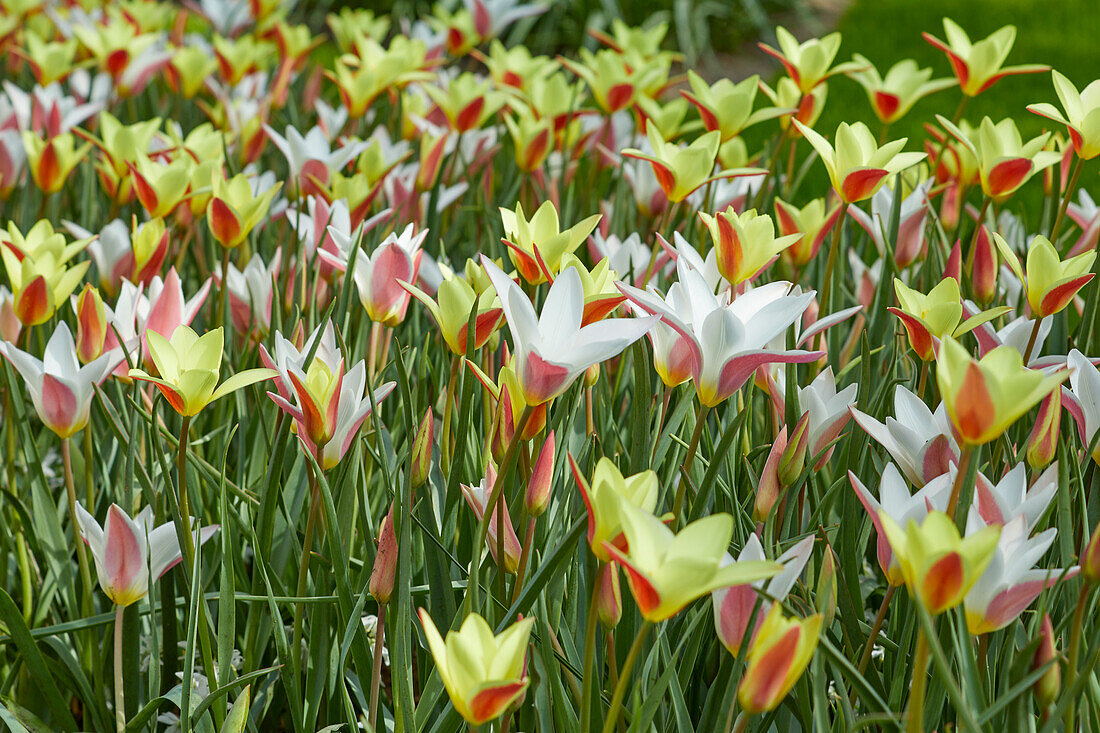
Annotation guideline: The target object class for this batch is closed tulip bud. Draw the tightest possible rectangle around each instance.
[597,562,622,630]
[525,430,555,517]
[584,362,600,387]
[1033,614,1061,707]
[943,240,961,282]
[737,606,823,714]
[972,225,999,304]
[816,545,838,626]
[369,507,397,603]
[73,285,107,364]
[1027,390,1061,469]
[754,425,788,522]
[1082,521,1100,584]
[778,413,810,487]
[411,408,434,490]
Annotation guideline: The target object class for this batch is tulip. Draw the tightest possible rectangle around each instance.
[597,562,623,629]
[712,534,814,654]
[129,326,277,417]
[737,605,822,714]
[402,265,503,355]
[994,233,1095,318]
[503,104,553,173]
[369,507,397,603]
[21,131,91,194]
[411,408,434,490]
[923,20,1048,97]
[757,26,863,94]
[207,171,282,249]
[889,277,1009,361]
[1063,349,1100,465]
[1,222,91,327]
[793,120,926,203]
[424,72,505,133]
[418,610,534,726]
[605,502,781,622]
[166,45,218,99]
[1028,71,1100,160]
[754,427,787,522]
[462,464,522,574]
[218,248,281,339]
[499,201,601,285]
[963,516,1075,634]
[569,455,660,562]
[1033,614,1061,707]
[482,256,656,405]
[0,129,26,199]
[937,116,1060,201]
[1027,390,1062,469]
[847,180,932,268]
[557,254,627,325]
[622,126,764,204]
[850,385,959,485]
[322,223,426,327]
[480,40,557,89]
[75,502,218,607]
[619,258,823,407]
[760,77,827,134]
[847,55,955,125]
[778,413,810,487]
[263,124,367,193]
[849,464,954,585]
[880,510,1000,614]
[0,287,20,344]
[560,48,664,114]
[681,71,792,142]
[525,430,555,516]
[73,284,107,364]
[0,322,121,438]
[129,155,191,219]
[774,197,842,267]
[797,366,857,468]
[968,462,1058,533]
[698,207,799,285]
[937,336,1066,445]
[971,225,999,304]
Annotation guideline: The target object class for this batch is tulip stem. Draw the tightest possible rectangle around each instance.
[605,629,621,732]
[175,417,196,566]
[442,355,460,469]
[292,465,323,676]
[857,585,896,675]
[945,444,975,524]
[1050,156,1083,243]
[579,561,602,733]
[1064,583,1092,728]
[114,604,126,733]
[818,208,847,316]
[1022,317,1044,365]
[511,515,538,606]
[906,629,930,733]
[62,438,94,614]
[601,621,652,733]
[368,603,386,732]
[672,403,711,526]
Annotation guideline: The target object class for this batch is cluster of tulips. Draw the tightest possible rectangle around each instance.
[3,0,1100,731]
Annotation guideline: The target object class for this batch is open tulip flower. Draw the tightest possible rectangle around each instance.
[774,196,843,267]
[937,116,1060,201]
[67,218,168,296]
[462,463,523,573]
[622,126,765,204]
[604,502,781,622]
[681,71,793,142]
[324,223,426,327]
[758,27,864,94]
[889,277,1010,361]
[219,249,281,339]
[880,509,1000,615]
[712,535,814,654]
[570,455,660,562]
[21,131,92,194]
[936,336,1066,445]
[850,464,954,585]
[128,155,192,219]
[847,180,933,268]
[968,462,1058,533]
[923,20,1048,97]
[129,326,277,417]
[793,120,925,203]
[207,170,282,249]
[500,201,601,285]
[1063,349,1100,464]
[557,253,627,325]
[560,48,665,114]
[796,366,857,468]
[851,385,959,485]
[698,207,800,286]
[963,516,1076,635]
[481,256,656,405]
[737,605,823,714]
[993,233,1095,318]
[418,610,534,726]
[847,54,955,125]
[402,265,504,355]
[75,503,218,607]
[619,258,823,407]
[1028,71,1100,160]
[1,221,91,327]
[0,322,121,438]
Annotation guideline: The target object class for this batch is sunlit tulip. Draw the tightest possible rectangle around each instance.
[847,55,955,125]
[937,116,1060,201]
[263,124,366,193]
[758,27,863,94]
[402,264,503,355]
[21,131,91,194]
[418,610,534,726]
[423,73,505,132]
[75,503,218,607]
[323,223,425,327]
[889,277,1008,361]
[558,254,626,325]
[622,126,764,204]
[1027,390,1062,469]
[1,221,90,327]
[737,605,822,714]
[964,516,1075,634]
[797,366,856,467]
[937,336,1065,446]
[462,463,522,574]
[760,77,827,135]
[0,129,27,198]
[561,48,664,114]
[682,71,791,142]
[774,197,842,268]
[218,249,280,338]
[503,104,553,173]
[166,45,218,99]
[712,535,814,654]
[969,462,1058,534]
[129,326,277,417]
[1028,71,1100,160]
[923,20,1048,97]
[500,201,600,285]
[619,258,822,407]
[604,502,781,622]
[21,31,78,86]
[0,322,120,438]
[0,287,20,344]
[847,180,932,268]
[73,284,107,364]
[525,431,555,516]
[482,256,655,405]
[207,170,282,249]
[793,120,925,203]
[993,233,1095,318]
[698,207,799,285]
[880,510,1000,615]
[128,155,192,219]
[570,455,659,562]
[850,465,954,584]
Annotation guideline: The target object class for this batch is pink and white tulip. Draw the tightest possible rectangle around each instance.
[850,385,959,485]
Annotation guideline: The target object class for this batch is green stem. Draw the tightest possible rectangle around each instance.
[510,514,537,606]
[1021,316,1044,366]
[175,416,195,566]
[442,354,460,470]
[600,621,652,733]
[906,629,930,733]
[292,466,323,675]
[62,438,94,613]
[1065,583,1091,729]
[672,403,711,526]
[114,605,126,733]
[945,443,975,524]
[579,561,602,733]
[368,603,386,732]
[818,208,847,315]
[1050,155,1083,242]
